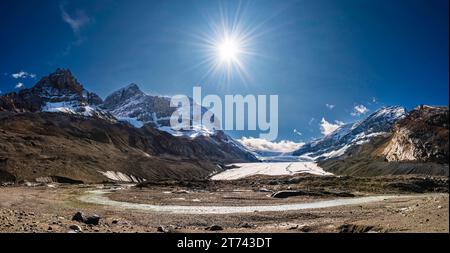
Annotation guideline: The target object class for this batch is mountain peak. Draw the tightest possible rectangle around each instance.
[33,68,84,96]
[54,68,72,75]
[0,68,105,114]
[102,83,145,110]
[114,83,144,97]
[124,83,140,91]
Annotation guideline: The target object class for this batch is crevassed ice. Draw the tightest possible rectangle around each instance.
[211,162,333,180]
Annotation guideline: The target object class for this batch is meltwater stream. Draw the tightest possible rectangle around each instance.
[79,190,407,215]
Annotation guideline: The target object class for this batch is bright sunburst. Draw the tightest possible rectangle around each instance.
[207,28,251,85]
[186,2,267,86]
[217,37,240,64]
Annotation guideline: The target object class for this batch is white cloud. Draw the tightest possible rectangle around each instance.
[351,104,369,116]
[60,4,91,34]
[238,137,305,153]
[325,104,335,109]
[293,129,302,136]
[12,71,25,78]
[320,118,344,136]
[308,117,316,125]
[15,82,24,89]
[11,71,36,79]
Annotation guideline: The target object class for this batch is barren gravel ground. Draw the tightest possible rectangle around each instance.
[0,184,448,233]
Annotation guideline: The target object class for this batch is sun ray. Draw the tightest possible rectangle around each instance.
[184,2,266,87]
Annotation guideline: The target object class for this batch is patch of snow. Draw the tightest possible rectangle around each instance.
[42,101,78,114]
[98,171,145,183]
[42,101,112,121]
[316,145,351,159]
[157,124,214,138]
[117,117,144,128]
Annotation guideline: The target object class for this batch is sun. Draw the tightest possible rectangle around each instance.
[217,37,240,64]
[187,2,269,85]
[209,30,249,83]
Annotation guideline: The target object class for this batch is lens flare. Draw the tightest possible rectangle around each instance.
[217,37,240,64]
[185,2,270,86]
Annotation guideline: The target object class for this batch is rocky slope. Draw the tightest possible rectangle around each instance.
[318,105,449,177]
[382,105,449,163]
[0,111,255,183]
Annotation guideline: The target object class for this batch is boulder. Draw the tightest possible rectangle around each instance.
[71,212,100,225]
[69,224,82,232]
[84,215,100,225]
[205,225,223,231]
[71,212,84,222]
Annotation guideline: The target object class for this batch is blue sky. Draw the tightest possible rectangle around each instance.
[0,0,448,143]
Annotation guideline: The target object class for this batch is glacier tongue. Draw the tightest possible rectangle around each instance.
[211,162,333,180]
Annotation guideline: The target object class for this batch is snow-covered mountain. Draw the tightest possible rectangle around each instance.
[101,83,216,137]
[100,83,256,160]
[0,68,114,121]
[293,106,407,161]
[101,83,172,128]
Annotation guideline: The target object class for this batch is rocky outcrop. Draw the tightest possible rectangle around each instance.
[383,105,449,163]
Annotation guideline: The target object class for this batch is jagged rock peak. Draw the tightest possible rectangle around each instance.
[34,68,83,93]
[102,83,145,109]
[25,68,102,105]
[115,83,144,98]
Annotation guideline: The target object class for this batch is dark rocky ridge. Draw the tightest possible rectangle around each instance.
[0,111,254,183]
